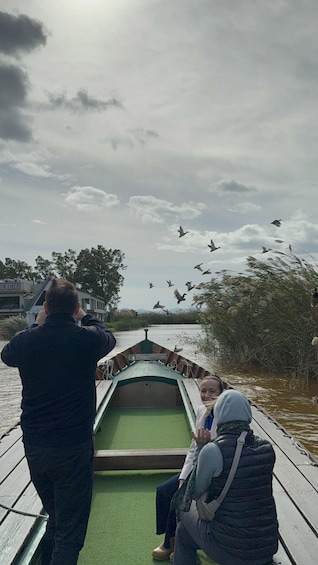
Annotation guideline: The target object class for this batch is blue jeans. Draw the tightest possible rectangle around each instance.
[155,473,180,548]
[25,439,94,565]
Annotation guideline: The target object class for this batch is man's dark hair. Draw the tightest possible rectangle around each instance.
[45,278,78,315]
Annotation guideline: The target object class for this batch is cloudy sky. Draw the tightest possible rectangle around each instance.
[1,0,318,311]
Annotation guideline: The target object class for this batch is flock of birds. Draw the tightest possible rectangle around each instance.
[128,218,317,314]
[145,220,290,313]
[147,225,225,314]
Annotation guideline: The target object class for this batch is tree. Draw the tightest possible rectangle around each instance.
[34,256,54,279]
[0,260,5,279]
[74,245,126,307]
[3,258,34,280]
[51,249,77,281]
[1,245,126,308]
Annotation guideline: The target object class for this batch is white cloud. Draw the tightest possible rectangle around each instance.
[64,186,120,211]
[128,196,206,223]
[228,202,261,214]
[13,161,53,177]
[31,219,46,224]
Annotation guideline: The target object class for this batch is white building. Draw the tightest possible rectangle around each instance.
[0,279,108,325]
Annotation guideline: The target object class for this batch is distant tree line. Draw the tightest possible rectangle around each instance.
[0,246,126,308]
[193,250,318,380]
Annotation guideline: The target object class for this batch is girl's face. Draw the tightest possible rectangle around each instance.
[200,378,222,402]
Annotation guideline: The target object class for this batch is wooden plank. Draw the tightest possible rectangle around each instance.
[0,427,22,458]
[183,379,201,414]
[251,406,318,471]
[94,448,188,471]
[273,479,318,565]
[251,408,318,482]
[95,380,113,412]
[0,482,44,565]
[274,543,294,565]
[0,458,31,523]
[128,353,167,361]
[0,440,25,485]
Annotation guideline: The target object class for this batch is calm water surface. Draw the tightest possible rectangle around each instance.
[1,324,318,456]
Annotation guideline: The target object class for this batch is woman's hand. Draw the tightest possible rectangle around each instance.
[191,427,211,446]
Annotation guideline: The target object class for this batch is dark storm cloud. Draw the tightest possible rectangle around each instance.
[0,11,47,55]
[0,63,32,141]
[211,179,258,194]
[47,89,124,113]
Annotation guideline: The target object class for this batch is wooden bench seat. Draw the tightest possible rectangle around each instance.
[128,353,167,362]
[94,447,188,471]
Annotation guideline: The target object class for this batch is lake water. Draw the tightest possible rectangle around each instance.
[1,324,318,456]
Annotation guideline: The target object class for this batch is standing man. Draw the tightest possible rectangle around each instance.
[1,278,116,565]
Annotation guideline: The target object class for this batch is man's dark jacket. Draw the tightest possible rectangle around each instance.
[1,313,116,448]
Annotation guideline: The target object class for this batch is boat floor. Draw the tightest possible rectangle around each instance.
[1,358,318,564]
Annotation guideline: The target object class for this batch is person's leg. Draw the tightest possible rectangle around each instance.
[173,519,200,565]
[163,507,176,547]
[49,439,94,565]
[174,502,234,565]
[153,474,179,559]
[25,446,56,565]
[155,474,179,536]
[175,503,275,565]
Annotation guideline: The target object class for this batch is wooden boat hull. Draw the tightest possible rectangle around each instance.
[1,330,318,564]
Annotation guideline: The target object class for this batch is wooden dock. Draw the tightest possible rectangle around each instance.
[1,377,318,564]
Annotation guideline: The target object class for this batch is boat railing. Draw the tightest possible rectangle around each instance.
[167,357,194,378]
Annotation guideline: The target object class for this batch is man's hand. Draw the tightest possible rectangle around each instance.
[35,308,47,325]
[73,307,87,322]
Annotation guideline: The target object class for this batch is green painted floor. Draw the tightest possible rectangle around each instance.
[78,407,217,565]
[94,406,191,450]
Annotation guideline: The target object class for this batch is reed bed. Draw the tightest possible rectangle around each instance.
[194,247,318,380]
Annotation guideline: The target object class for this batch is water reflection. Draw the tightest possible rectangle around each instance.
[1,325,318,456]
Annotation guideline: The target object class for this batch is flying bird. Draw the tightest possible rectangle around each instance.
[208,239,220,252]
[271,219,282,227]
[174,289,187,304]
[262,246,271,253]
[153,301,165,310]
[311,288,318,308]
[163,308,170,316]
[149,282,154,288]
[167,280,174,287]
[178,225,189,238]
[202,269,211,275]
[185,281,195,291]
[194,263,203,271]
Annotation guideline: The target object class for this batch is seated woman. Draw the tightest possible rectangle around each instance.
[173,389,279,565]
[152,375,226,561]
